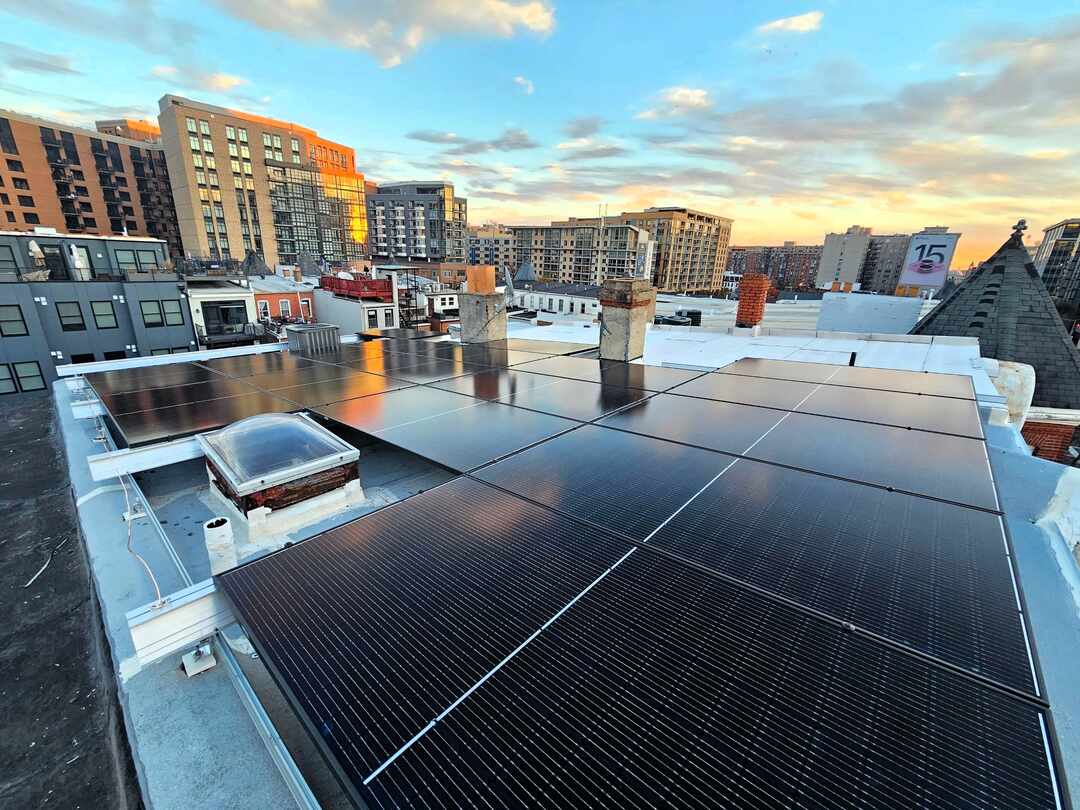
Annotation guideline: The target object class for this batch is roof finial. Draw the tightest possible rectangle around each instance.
[1012,218,1028,236]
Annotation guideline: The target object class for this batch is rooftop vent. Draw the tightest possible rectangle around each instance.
[285,322,340,354]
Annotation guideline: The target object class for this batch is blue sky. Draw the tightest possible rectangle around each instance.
[2,0,1080,264]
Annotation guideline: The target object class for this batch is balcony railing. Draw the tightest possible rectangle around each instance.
[320,275,395,302]
[0,264,177,282]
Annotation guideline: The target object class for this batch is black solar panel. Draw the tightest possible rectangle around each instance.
[113,391,295,447]
[669,372,819,410]
[503,338,595,355]
[86,362,221,396]
[827,365,976,399]
[341,354,485,384]
[374,401,577,471]
[360,549,1059,809]
[359,327,443,340]
[217,477,635,790]
[495,378,650,421]
[647,457,1033,691]
[516,355,705,391]
[474,425,737,540]
[317,386,481,434]
[718,357,841,384]
[750,411,999,511]
[241,363,362,391]
[797,383,984,438]
[99,377,257,416]
[197,352,320,378]
[269,374,414,408]
[599,394,786,455]
[430,368,565,400]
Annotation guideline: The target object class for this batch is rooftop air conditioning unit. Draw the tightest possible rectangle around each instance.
[285,322,339,353]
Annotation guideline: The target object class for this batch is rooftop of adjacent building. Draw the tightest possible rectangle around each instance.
[158,94,322,140]
[49,318,1080,808]
[517,281,602,299]
[248,274,318,293]
[94,118,161,142]
[0,107,166,150]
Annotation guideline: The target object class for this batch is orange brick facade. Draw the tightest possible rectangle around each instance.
[254,291,315,322]
[1021,420,1079,464]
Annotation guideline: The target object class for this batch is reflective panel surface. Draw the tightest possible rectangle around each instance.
[797,383,984,437]
[197,352,320,378]
[717,357,842,384]
[669,372,818,411]
[495,378,649,421]
[114,392,295,447]
[317,386,481,433]
[341,354,485,384]
[100,377,257,416]
[431,368,563,400]
[87,362,221,396]
[270,373,414,408]
[826,365,976,399]
[515,355,705,391]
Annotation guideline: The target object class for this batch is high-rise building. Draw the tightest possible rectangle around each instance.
[367,182,467,263]
[0,109,181,256]
[467,224,514,272]
[157,95,368,268]
[858,233,911,294]
[509,221,654,286]
[545,207,732,293]
[726,242,822,290]
[1032,219,1080,304]
[816,226,872,288]
[95,119,161,143]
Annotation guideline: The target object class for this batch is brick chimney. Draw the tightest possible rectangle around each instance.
[736,273,770,328]
[599,277,656,361]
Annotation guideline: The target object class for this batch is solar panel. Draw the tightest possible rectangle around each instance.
[360,549,1059,809]
[515,355,706,391]
[317,386,481,434]
[374,401,578,471]
[427,344,554,368]
[474,425,737,540]
[599,394,787,455]
[749,412,999,511]
[269,374,415,409]
[647,457,1033,690]
[197,352,320,378]
[491,378,648,421]
[827,365,975,399]
[718,357,841,384]
[86,362,221,396]
[113,391,296,447]
[98,377,257,416]
[359,327,443,340]
[430,368,563,400]
[217,477,636,791]
[503,338,596,355]
[797,383,984,438]
[669,372,819,410]
[240,363,364,391]
[340,354,485,384]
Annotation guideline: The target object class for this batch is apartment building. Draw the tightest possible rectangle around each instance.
[467,223,514,271]
[726,241,822,290]
[367,182,467,263]
[157,95,367,269]
[0,109,181,257]
[95,118,162,143]
[510,221,654,286]
[815,226,873,288]
[1033,219,1080,304]
[858,233,913,294]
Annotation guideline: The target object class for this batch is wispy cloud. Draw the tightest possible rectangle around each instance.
[407,126,540,155]
[0,43,81,75]
[514,75,534,95]
[149,64,250,95]
[211,0,556,68]
[564,116,605,138]
[636,86,713,119]
[0,0,198,53]
[757,10,824,34]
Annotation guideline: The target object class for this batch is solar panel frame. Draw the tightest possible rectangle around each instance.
[112,391,297,447]
[97,376,259,416]
[316,386,482,434]
[429,368,565,400]
[86,361,223,396]
[359,548,1062,809]
[196,352,321,378]
[493,378,651,422]
[268,373,416,408]
[796,382,985,438]
[668,372,820,411]
[515,355,706,391]
[338,354,488,384]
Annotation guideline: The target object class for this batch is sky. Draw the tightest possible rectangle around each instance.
[2,0,1080,268]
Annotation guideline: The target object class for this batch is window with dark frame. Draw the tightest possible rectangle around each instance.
[162,300,183,326]
[151,348,170,356]
[115,250,138,273]
[0,304,28,336]
[69,353,95,364]
[91,301,118,329]
[13,361,44,392]
[103,350,125,360]
[137,250,160,270]
[0,364,14,394]
[140,300,164,327]
[55,301,85,331]
[0,245,15,272]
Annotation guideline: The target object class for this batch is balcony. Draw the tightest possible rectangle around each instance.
[320,275,394,303]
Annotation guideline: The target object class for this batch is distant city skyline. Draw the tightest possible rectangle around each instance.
[2,1,1079,267]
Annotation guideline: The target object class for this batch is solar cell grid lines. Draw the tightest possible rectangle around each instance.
[113,390,296,447]
[514,355,706,391]
[360,550,1059,809]
[669,372,819,411]
[647,457,1034,691]
[430,368,564,400]
[269,373,415,409]
[86,361,222,396]
[197,352,321,378]
[316,386,482,434]
[339,353,486,384]
[217,477,635,791]
[98,376,258,416]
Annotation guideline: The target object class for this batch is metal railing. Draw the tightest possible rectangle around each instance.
[320,274,395,302]
[0,264,178,283]
[196,322,278,348]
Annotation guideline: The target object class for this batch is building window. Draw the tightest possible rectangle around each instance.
[192,153,203,168]
[156,300,182,326]
[17,195,33,207]
[238,128,248,143]
[189,135,200,152]
[0,364,13,394]
[13,361,44,391]
[225,126,236,141]
[300,298,311,319]
[6,212,15,223]
[257,300,270,319]
[262,133,272,147]
[69,353,95,364]
[140,300,164,327]
[384,308,395,327]
[91,301,118,329]
[103,350,126,360]
[12,178,28,190]
[0,245,15,271]
[137,250,160,270]
[199,120,210,136]
[367,310,378,328]
[279,299,291,317]
[6,159,24,172]
[56,302,85,331]
[186,117,197,133]
[0,304,28,336]
[150,348,170,356]
[115,250,138,273]
[272,135,282,148]
[202,138,213,153]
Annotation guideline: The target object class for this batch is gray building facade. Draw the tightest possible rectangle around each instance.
[1033,219,1080,304]
[0,230,195,392]
[367,182,467,263]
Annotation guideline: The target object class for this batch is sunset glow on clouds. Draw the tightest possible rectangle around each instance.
[1,1,1079,267]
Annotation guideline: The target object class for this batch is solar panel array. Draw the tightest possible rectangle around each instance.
[209,354,1067,809]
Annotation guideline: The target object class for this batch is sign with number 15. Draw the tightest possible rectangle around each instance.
[897,233,959,288]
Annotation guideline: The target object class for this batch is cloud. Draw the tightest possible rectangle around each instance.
[559,145,631,162]
[211,0,555,68]
[637,86,712,119]
[416,127,539,155]
[757,10,823,34]
[407,130,464,144]
[149,64,250,95]
[563,116,605,138]
[514,75,534,95]
[0,43,81,75]
[0,81,154,125]
[0,0,198,54]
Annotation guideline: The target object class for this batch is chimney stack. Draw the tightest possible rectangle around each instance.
[736,273,770,329]
[459,265,507,343]
[599,277,656,361]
